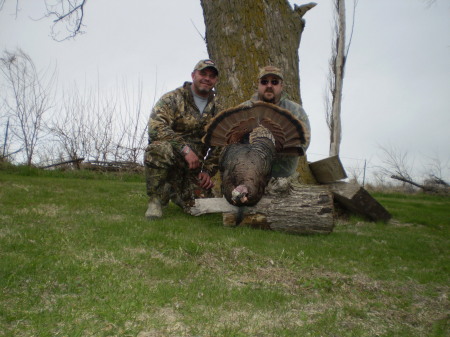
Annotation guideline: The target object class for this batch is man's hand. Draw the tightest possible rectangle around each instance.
[183,146,200,169]
[197,172,214,190]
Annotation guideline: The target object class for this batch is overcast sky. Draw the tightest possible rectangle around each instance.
[1,0,449,182]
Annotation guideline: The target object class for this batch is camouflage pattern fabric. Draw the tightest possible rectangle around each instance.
[245,92,311,178]
[145,82,220,208]
[144,141,214,209]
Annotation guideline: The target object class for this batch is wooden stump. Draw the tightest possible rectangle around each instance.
[329,182,391,222]
[309,155,347,183]
[190,184,335,235]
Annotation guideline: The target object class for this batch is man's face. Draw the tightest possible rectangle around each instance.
[257,75,283,103]
[191,68,218,97]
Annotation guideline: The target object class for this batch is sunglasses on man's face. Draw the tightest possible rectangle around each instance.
[260,79,280,86]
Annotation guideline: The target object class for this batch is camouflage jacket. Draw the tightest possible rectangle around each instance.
[148,82,221,176]
[245,92,311,177]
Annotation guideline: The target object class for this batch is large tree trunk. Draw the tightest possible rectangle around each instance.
[200,0,316,108]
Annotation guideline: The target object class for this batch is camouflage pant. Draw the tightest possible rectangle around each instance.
[144,141,213,209]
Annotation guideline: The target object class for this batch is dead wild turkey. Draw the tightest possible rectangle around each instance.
[202,101,310,207]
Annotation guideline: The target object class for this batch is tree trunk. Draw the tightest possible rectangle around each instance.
[200,0,316,108]
[329,0,346,157]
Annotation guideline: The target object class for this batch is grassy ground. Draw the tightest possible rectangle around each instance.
[0,167,449,336]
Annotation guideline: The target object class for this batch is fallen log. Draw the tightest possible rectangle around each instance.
[190,184,335,235]
[41,158,85,169]
[328,182,391,222]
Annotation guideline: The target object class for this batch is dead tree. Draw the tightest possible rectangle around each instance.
[326,0,358,156]
[0,49,56,166]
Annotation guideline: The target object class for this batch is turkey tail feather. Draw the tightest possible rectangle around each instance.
[203,101,309,153]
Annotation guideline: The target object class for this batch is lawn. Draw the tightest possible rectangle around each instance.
[0,167,449,336]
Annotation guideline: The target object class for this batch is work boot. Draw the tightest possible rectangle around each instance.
[145,197,162,220]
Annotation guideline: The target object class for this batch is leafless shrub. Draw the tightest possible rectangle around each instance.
[113,78,147,164]
[48,84,90,162]
[377,144,414,179]
[0,48,56,166]
[48,77,147,167]
[423,154,449,184]
[375,144,449,194]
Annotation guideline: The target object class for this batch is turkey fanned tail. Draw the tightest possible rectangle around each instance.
[202,101,310,154]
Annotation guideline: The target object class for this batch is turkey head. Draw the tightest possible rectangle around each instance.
[203,101,310,206]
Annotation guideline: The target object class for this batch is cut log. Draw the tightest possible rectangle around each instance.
[190,184,335,235]
[328,182,391,222]
[309,155,347,183]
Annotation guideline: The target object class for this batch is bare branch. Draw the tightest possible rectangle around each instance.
[44,0,88,41]
[345,0,359,58]
[377,144,415,183]
[190,19,207,43]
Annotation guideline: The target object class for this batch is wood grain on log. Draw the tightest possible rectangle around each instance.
[309,155,347,183]
[190,184,334,235]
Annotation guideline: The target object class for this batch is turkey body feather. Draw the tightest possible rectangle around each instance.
[220,135,276,206]
[203,101,309,207]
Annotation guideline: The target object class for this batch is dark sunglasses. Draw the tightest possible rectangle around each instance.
[260,79,280,86]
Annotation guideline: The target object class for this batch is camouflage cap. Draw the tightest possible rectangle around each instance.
[193,59,219,75]
[258,66,283,80]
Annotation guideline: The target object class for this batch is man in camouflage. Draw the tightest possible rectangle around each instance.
[242,65,311,178]
[144,59,221,219]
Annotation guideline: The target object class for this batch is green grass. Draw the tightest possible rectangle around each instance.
[373,192,449,228]
[0,169,449,336]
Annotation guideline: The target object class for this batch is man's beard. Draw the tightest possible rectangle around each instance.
[195,83,212,96]
[260,90,276,103]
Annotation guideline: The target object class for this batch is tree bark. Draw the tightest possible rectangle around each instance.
[309,155,347,183]
[329,0,346,157]
[200,0,316,108]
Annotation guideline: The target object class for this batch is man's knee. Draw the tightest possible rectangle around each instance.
[144,141,176,168]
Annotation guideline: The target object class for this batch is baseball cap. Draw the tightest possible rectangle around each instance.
[258,66,283,80]
[193,59,219,75]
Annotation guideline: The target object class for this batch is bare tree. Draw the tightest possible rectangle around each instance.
[377,144,421,192]
[346,160,365,185]
[0,0,88,41]
[0,49,56,166]
[48,76,149,168]
[422,154,449,190]
[378,144,415,181]
[82,83,117,162]
[48,83,92,164]
[326,0,358,156]
[114,78,147,164]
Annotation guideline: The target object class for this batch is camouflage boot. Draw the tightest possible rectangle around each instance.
[145,197,162,220]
